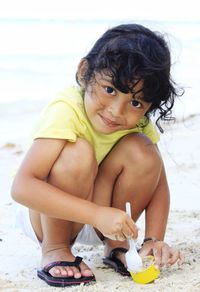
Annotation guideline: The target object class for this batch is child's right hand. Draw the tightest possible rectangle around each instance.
[93,206,138,241]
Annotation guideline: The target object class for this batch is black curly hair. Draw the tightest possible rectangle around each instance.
[76,23,184,132]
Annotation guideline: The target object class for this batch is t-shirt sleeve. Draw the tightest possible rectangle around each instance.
[32,100,80,142]
[142,119,160,144]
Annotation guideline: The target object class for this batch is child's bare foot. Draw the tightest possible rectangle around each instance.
[42,245,93,278]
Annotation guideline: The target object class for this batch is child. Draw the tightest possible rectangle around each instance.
[11,23,184,287]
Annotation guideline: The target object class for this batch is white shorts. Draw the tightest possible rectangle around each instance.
[15,204,103,247]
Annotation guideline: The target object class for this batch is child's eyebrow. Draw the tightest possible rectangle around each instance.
[99,76,113,83]
[132,88,143,99]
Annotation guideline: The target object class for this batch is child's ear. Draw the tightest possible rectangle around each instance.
[77,59,88,87]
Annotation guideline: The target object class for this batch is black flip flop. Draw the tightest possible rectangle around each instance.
[37,256,96,287]
[103,247,130,276]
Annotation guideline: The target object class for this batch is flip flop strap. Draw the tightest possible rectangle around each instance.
[110,247,128,259]
[43,256,83,273]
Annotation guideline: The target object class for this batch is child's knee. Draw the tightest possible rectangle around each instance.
[119,133,162,172]
[50,138,98,181]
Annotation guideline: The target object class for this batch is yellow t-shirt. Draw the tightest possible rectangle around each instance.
[33,86,159,164]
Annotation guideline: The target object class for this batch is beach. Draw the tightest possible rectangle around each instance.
[0,100,200,291]
[0,14,200,292]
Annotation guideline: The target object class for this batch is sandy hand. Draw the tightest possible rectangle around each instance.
[139,240,184,268]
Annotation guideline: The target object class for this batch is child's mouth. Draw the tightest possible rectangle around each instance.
[99,114,120,128]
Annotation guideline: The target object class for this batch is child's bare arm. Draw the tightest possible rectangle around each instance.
[12,138,96,222]
[139,147,184,266]
[11,138,137,240]
[144,159,170,241]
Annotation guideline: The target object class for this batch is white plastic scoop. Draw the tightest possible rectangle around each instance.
[125,202,143,272]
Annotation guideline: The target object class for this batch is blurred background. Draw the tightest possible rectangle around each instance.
[0,0,199,146]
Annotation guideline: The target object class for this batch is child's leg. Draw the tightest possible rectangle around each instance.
[29,138,97,278]
[93,133,165,265]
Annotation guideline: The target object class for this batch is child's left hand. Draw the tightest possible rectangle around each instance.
[139,240,184,268]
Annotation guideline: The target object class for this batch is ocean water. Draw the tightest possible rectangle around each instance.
[0,18,200,118]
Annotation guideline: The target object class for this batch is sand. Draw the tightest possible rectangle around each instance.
[0,104,200,291]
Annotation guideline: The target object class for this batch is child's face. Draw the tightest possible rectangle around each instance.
[84,72,152,134]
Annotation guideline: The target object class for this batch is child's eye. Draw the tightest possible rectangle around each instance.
[131,99,142,108]
[104,86,116,95]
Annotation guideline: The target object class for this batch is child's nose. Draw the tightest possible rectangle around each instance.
[108,100,124,117]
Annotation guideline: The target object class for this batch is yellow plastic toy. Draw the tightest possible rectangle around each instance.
[130,256,160,284]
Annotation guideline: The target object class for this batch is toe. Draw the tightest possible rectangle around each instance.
[50,266,73,277]
[59,267,68,277]
[82,268,93,277]
[65,267,73,277]
[80,262,93,277]
[71,266,81,278]
[51,267,61,276]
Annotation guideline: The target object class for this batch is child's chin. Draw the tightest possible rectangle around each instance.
[95,126,120,134]
[92,119,123,133]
